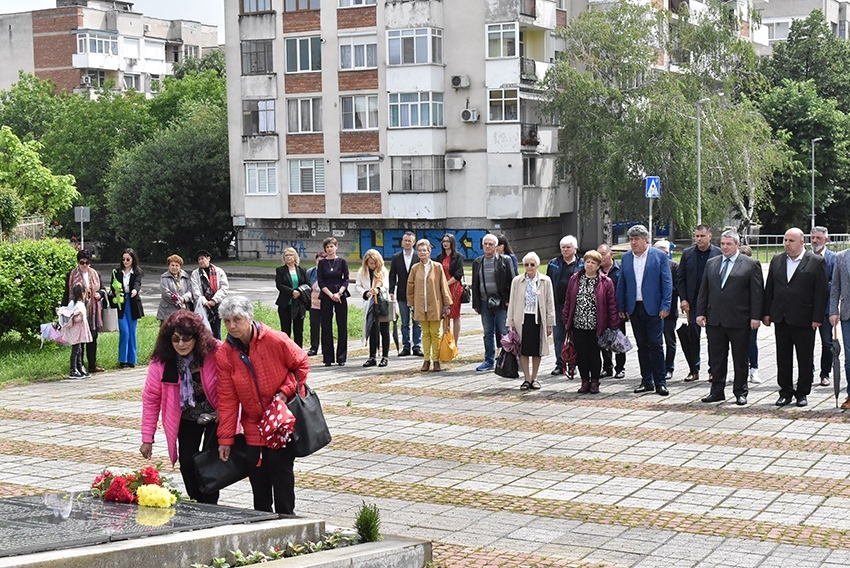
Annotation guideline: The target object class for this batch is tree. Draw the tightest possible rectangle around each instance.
[106,103,232,259]
[760,11,850,114]
[147,68,227,127]
[0,185,25,237]
[0,72,67,142]
[757,79,850,231]
[171,49,226,80]
[0,126,78,219]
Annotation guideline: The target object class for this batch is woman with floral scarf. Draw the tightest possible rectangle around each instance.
[140,311,221,503]
[62,249,105,373]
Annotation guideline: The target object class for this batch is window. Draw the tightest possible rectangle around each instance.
[487,23,517,58]
[766,22,790,41]
[340,34,378,70]
[287,98,322,133]
[341,161,380,192]
[391,156,445,192]
[149,74,160,93]
[123,74,140,91]
[243,0,271,12]
[243,100,276,135]
[289,159,325,193]
[183,45,200,59]
[489,89,519,122]
[285,37,322,73]
[341,95,378,130]
[246,162,278,194]
[387,28,442,65]
[84,69,106,88]
[340,0,376,6]
[241,40,274,74]
[389,92,444,128]
[77,32,118,55]
[285,0,320,10]
[556,0,566,8]
[522,155,538,186]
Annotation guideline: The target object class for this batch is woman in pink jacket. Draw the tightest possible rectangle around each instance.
[140,311,221,503]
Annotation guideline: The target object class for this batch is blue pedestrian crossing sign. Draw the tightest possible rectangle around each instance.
[645,176,660,198]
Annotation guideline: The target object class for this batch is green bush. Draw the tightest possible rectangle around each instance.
[354,501,381,543]
[0,239,77,337]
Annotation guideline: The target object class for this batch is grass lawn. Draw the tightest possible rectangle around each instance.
[0,302,365,387]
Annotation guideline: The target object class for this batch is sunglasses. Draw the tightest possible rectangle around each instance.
[78,260,90,265]
[171,334,196,344]
[122,257,132,262]
[524,263,537,267]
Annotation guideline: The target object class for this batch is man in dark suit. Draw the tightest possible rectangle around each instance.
[696,230,763,406]
[763,227,829,407]
[599,243,626,378]
[654,240,679,380]
[388,231,423,357]
[616,225,673,396]
[676,225,721,382]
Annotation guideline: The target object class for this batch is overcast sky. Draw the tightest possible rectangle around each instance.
[0,0,226,43]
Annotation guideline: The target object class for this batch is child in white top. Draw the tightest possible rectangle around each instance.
[60,283,93,379]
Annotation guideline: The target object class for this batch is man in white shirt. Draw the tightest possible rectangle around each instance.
[389,231,423,356]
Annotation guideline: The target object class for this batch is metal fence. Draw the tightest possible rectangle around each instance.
[8,216,45,243]
[742,233,850,263]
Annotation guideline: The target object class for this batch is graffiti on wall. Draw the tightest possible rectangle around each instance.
[358,229,489,261]
[243,229,309,259]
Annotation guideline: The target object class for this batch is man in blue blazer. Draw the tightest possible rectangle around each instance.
[617,225,673,395]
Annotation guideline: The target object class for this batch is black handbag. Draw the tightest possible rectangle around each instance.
[460,283,471,304]
[287,379,332,458]
[193,433,250,494]
[494,349,519,378]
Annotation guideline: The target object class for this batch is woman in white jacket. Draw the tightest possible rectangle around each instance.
[355,249,392,367]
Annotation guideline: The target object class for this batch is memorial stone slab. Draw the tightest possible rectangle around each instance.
[0,493,278,558]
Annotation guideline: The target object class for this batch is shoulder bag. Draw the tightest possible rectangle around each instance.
[495,348,519,378]
[193,433,249,494]
[287,373,332,458]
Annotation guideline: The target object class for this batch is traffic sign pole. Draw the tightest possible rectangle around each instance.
[645,177,660,239]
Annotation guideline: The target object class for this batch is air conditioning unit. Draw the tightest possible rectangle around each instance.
[445,157,465,171]
[81,75,92,85]
[143,24,151,32]
[460,109,479,123]
[127,58,138,66]
[451,74,470,89]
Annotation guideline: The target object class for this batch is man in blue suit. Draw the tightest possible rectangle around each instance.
[617,225,673,396]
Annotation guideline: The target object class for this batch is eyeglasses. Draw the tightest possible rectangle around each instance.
[78,260,90,265]
[284,253,296,257]
[122,257,132,262]
[171,334,196,344]
[524,263,537,267]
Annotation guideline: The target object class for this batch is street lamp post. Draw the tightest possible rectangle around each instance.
[811,137,822,232]
[695,97,711,225]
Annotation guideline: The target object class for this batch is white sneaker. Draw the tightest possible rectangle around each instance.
[749,368,760,384]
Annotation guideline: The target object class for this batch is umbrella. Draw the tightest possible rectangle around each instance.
[676,309,700,375]
[392,300,400,354]
[833,325,842,408]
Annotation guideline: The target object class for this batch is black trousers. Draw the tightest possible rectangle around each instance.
[320,297,348,364]
[369,321,390,358]
[573,328,601,381]
[245,444,296,515]
[775,321,816,399]
[309,309,321,351]
[602,319,627,373]
[84,325,98,370]
[278,306,304,347]
[176,419,219,504]
[209,314,222,341]
[706,325,749,398]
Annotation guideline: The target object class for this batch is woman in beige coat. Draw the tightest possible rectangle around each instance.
[506,252,556,390]
[407,239,453,372]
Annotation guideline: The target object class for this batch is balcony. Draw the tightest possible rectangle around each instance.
[521,123,540,147]
[520,57,538,82]
[670,0,689,15]
[520,0,536,18]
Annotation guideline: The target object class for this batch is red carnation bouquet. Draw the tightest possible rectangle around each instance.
[91,465,181,505]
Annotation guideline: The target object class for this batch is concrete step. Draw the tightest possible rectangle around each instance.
[263,536,432,567]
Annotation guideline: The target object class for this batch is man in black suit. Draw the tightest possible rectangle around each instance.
[763,227,829,407]
[654,240,679,380]
[676,225,721,382]
[388,231,423,357]
[696,230,763,406]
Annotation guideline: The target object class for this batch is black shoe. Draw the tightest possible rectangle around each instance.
[399,348,411,357]
[600,369,612,378]
[551,367,564,376]
[775,396,791,407]
[412,347,424,357]
[656,385,669,396]
[796,396,808,407]
[119,363,128,369]
[378,357,388,367]
[634,384,654,393]
[701,394,726,403]
[307,349,318,356]
[363,358,377,367]
[324,362,333,367]
[338,362,346,367]
[736,395,747,406]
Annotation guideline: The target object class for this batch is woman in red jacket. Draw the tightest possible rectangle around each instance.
[216,295,311,515]
[140,311,220,503]
[562,250,620,395]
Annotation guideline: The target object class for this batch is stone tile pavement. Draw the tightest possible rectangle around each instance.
[2,312,850,567]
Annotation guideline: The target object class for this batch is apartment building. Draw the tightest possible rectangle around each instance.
[756,0,850,53]
[0,0,218,96]
[225,0,574,261]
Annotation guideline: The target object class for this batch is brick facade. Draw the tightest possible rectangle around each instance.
[338,69,378,92]
[33,34,76,70]
[286,133,324,154]
[282,10,321,33]
[284,73,322,94]
[36,69,83,91]
[32,8,81,34]
[31,8,81,93]
[556,9,567,29]
[340,131,379,153]
[337,6,376,29]
[341,193,382,215]
[289,194,326,214]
